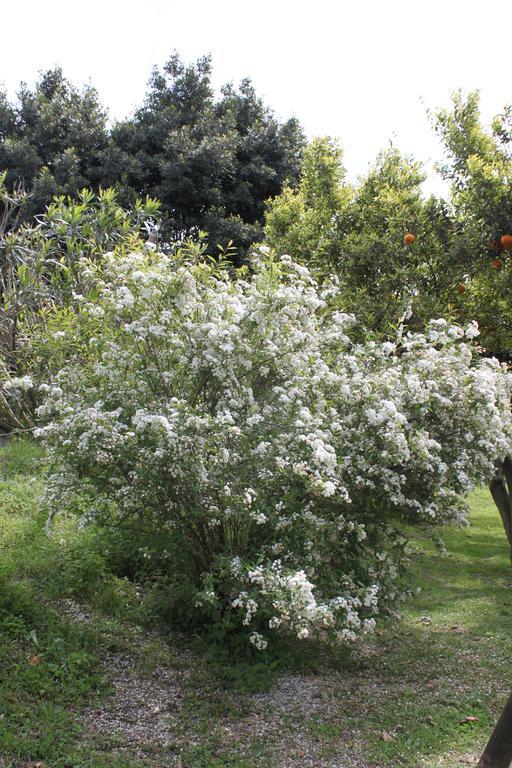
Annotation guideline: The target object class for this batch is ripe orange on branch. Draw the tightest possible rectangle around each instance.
[492,258,503,269]
[500,234,512,250]
[403,232,416,245]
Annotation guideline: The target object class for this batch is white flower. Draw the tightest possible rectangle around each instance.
[321,480,336,497]
[4,375,33,391]
[249,632,268,650]
[465,321,480,340]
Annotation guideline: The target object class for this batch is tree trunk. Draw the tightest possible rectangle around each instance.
[489,459,512,560]
[477,692,512,767]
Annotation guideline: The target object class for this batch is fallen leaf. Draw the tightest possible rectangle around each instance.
[380,731,394,741]
[460,716,479,724]
[28,655,42,666]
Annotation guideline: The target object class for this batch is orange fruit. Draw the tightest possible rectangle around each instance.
[500,234,512,250]
[457,282,466,294]
[403,232,416,245]
[492,258,503,269]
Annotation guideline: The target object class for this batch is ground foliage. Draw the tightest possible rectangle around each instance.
[0,439,511,767]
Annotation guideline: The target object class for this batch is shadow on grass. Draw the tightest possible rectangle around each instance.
[354,487,512,766]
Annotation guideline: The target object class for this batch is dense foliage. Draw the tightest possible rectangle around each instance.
[3,66,512,650]
[0,68,109,219]
[264,94,512,356]
[35,248,512,648]
[264,139,457,334]
[433,91,512,359]
[0,55,305,254]
[0,180,160,431]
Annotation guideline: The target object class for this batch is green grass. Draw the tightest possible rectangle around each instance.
[0,439,150,767]
[360,487,512,767]
[1,438,512,767]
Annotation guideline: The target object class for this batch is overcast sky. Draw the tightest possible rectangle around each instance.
[1,0,511,196]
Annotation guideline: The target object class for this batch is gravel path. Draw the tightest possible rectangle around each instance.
[61,599,369,767]
[82,650,180,757]
[60,599,483,768]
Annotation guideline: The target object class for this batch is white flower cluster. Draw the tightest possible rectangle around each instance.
[3,375,33,391]
[37,249,512,648]
[0,373,35,431]
[232,562,371,644]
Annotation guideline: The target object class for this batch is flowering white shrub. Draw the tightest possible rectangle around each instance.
[37,248,512,648]
[0,372,35,430]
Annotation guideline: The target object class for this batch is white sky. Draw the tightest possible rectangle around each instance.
[1,0,511,197]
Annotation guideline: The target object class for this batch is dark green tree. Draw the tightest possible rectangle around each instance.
[0,55,304,256]
[110,53,305,254]
[0,68,109,216]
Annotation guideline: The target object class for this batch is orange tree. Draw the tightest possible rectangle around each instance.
[432,91,512,361]
[264,94,512,349]
[264,138,459,335]
[264,94,512,553]
[433,92,512,557]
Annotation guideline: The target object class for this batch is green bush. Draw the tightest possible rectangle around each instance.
[0,182,160,431]
[38,248,512,651]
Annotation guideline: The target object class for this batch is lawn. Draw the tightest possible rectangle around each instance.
[1,438,511,768]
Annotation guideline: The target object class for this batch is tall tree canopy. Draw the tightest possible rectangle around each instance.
[0,54,305,255]
[0,67,109,217]
[432,91,512,360]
